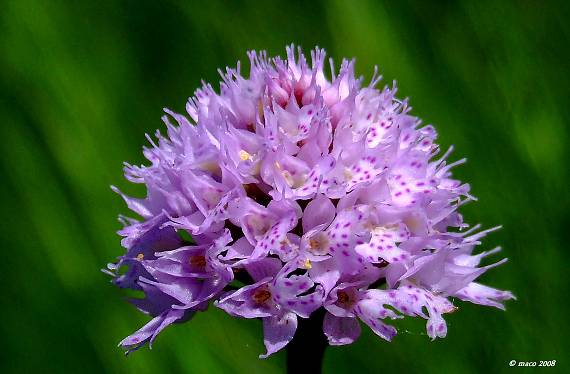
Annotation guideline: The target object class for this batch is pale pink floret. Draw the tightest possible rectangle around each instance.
[106,46,514,356]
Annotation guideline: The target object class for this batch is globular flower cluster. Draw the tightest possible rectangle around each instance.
[106,46,514,357]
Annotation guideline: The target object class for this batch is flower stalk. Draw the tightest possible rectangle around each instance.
[286,308,327,373]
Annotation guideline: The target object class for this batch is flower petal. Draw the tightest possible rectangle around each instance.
[323,313,361,345]
[260,312,298,358]
[302,194,336,232]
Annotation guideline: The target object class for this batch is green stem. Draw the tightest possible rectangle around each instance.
[286,308,327,374]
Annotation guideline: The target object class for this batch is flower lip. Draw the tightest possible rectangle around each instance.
[252,286,272,305]
[188,255,207,270]
[336,290,355,309]
[308,232,330,255]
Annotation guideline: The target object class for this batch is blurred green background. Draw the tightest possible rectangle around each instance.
[1,1,568,373]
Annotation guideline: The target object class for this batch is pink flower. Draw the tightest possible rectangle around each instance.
[106,45,514,357]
